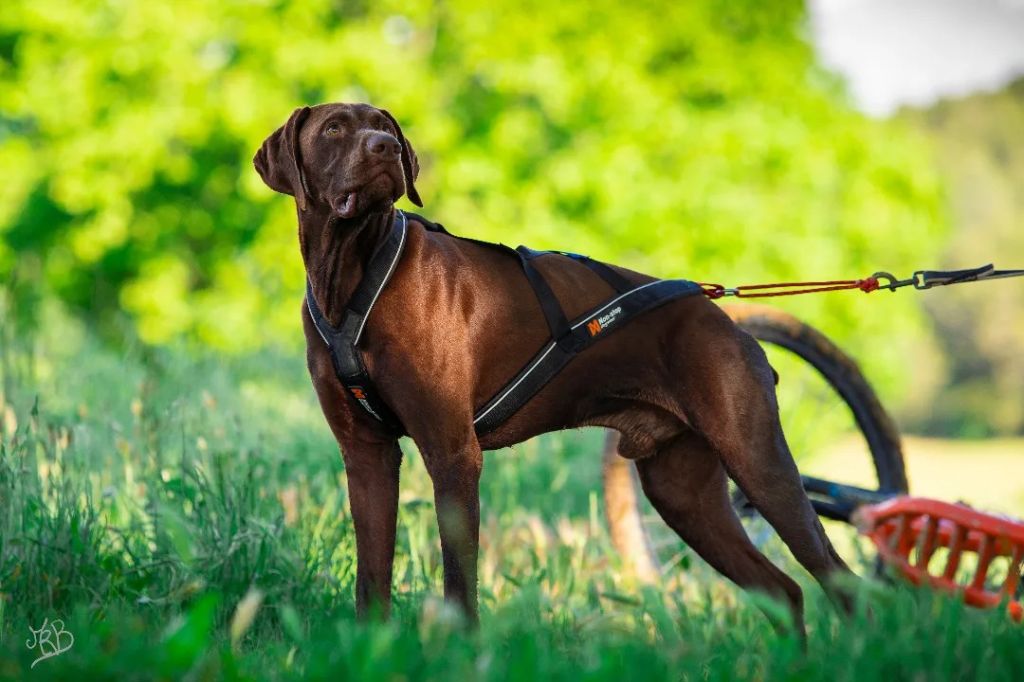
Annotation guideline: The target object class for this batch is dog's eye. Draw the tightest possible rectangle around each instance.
[325,123,341,136]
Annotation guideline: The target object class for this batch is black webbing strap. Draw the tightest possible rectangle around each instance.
[305,212,408,433]
[914,264,1024,289]
[551,250,634,294]
[516,247,573,350]
[512,247,637,352]
[472,278,702,434]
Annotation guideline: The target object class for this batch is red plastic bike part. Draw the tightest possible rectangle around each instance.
[853,497,1024,621]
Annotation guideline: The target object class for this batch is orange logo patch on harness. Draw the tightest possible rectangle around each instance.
[587,319,603,336]
[350,387,367,400]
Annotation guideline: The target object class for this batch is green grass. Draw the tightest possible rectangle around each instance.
[1,312,1022,680]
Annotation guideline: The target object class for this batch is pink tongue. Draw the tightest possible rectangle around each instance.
[336,192,357,218]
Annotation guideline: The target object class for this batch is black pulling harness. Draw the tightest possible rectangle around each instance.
[305,211,702,436]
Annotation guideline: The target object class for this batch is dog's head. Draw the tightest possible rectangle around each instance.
[254,103,421,219]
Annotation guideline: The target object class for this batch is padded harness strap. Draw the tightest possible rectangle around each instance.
[305,212,407,432]
[306,210,703,437]
[471,278,701,434]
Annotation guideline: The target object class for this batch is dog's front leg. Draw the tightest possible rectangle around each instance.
[418,430,483,622]
[340,437,403,619]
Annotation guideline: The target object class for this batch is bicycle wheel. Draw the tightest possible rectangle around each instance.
[602,303,908,582]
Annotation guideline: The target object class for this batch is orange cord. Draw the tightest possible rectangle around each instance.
[699,277,881,299]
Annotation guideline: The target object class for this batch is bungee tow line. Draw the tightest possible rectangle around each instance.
[699,263,1024,299]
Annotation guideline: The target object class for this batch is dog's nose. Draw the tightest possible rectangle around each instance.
[365,132,402,158]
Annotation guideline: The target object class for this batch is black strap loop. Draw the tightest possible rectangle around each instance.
[915,264,994,289]
[553,251,633,293]
[516,247,573,350]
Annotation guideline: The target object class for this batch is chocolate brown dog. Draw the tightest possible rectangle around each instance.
[254,103,852,634]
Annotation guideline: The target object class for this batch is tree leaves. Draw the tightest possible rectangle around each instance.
[1,0,946,411]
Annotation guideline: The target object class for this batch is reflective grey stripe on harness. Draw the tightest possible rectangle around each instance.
[305,210,703,436]
[472,277,702,433]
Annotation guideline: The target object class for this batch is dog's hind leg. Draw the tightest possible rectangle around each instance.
[636,430,806,637]
[686,326,854,612]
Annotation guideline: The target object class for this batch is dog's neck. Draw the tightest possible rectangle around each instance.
[298,204,396,325]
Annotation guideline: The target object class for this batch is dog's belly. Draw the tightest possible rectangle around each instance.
[477,390,686,456]
[475,341,689,455]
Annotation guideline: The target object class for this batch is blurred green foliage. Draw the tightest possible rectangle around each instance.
[901,79,1024,437]
[1,1,945,402]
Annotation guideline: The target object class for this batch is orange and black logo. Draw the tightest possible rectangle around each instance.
[587,319,602,336]
[350,387,367,400]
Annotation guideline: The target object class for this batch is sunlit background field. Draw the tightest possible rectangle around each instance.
[1,0,1023,679]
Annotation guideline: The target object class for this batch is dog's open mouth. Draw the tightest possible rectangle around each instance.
[335,191,359,219]
[333,172,395,219]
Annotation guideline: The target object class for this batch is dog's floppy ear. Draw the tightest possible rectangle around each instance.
[378,108,423,207]
[253,106,312,211]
